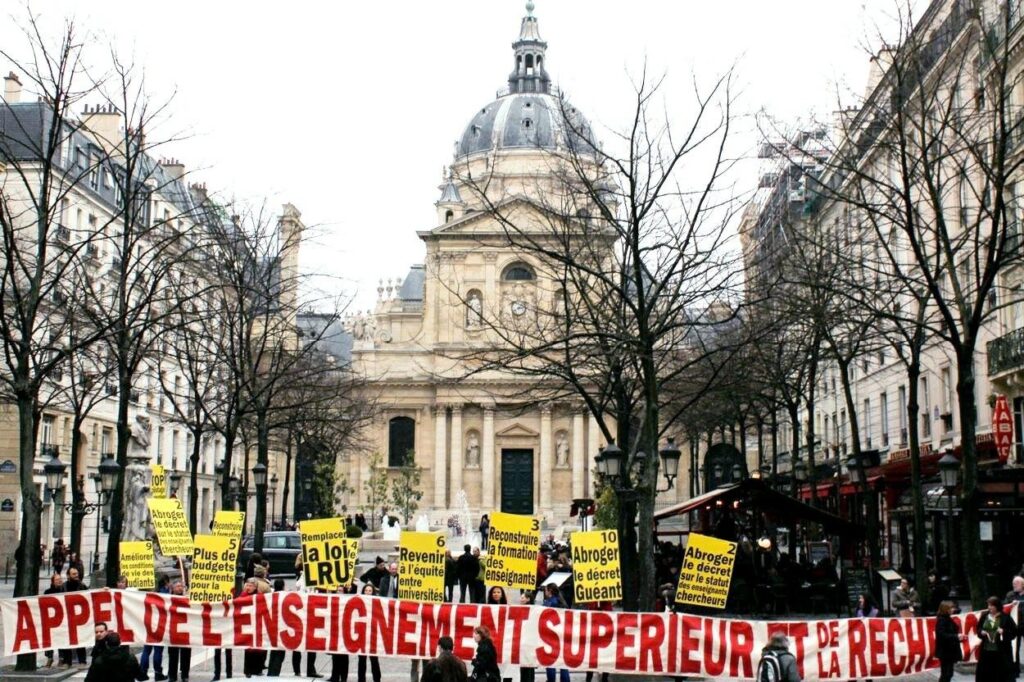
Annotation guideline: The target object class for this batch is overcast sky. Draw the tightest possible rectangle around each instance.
[2,1,898,310]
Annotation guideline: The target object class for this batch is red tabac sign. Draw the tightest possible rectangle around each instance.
[992,394,1013,464]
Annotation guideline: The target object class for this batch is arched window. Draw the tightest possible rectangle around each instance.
[502,263,535,281]
[388,416,415,467]
[445,209,454,223]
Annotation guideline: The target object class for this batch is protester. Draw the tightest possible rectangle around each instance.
[892,579,920,616]
[473,547,486,603]
[926,571,951,615]
[444,551,457,603]
[471,627,501,682]
[422,635,467,682]
[290,570,322,679]
[253,562,273,593]
[534,551,548,597]
[43,574,65,668]
[1005,575,1024,679]
[62,567,88,666]
[51,539,66,575]
[757,632,801,682]
[357,584,383,682]
[65,551,85,579]
[479,514,490,552]
[855,593,878,618]
[241,579,267,677]
[244,552,265,580]
[141,575,169,680]
[487,586,508,605]
[116,575,129,590]
[378,562,400,599]
[215,580,244,681]
[91,622,108,658]
[934,600,966,682]
[167,581,191,682]
[330,583,357,682]
[85,632,143,682]
[265,579,288,677]
[360,557,387,588]
[976,595,1018,681]
[456,545,479,603]
[518,593,536,682]
[540,586,569,682]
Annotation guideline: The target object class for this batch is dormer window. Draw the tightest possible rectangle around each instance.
[445,210,454,223]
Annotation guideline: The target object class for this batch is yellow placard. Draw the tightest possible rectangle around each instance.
[150,464,166,499]
[485,511,539,590]
[300,518,357,589]
[398,531,446,603]
[147,497,194,557]
[119,540,155,590]
[674,532,737,610]
[571,529,623,603]
[212,511,246,538]
[189,534,239,603]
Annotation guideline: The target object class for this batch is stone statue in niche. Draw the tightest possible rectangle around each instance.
[555,431,570,468]
[466,292,483,328]
[465,432,480,467]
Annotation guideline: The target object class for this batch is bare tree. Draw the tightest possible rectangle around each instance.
[449,69,746,610]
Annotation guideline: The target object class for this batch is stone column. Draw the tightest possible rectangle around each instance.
[588,414,601,497]
[434,404,447,509]
[571,412,585,499]
[482,406,495,510]
[539,405,553,511]
[450,405,463,499]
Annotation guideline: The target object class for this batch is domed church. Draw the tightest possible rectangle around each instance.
[341,4,682,523]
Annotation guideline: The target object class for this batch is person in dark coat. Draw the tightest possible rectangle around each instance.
[422,636,467,682]
[360,557,387,588]
[85,632,143,682]
[357,584,383,682]
[456,546,480,604]
[444,552,457,603]
[62,567,88,665]
[976,596,1018,682]
[471,627,500,682]
[44,574,66,668]
[479,515,490,552]
[934,601,966,682]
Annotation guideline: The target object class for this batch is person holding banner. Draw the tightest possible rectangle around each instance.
[976,596,1018,681]
[43,574,65,668]
[166,581,192,682]
[540,586,569,682]
[140,575,169,680]
[329,582,358,682]
[935,601,967,682]
[357,583,382,682]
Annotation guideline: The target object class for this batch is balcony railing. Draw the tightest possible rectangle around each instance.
[988,326,1024,375]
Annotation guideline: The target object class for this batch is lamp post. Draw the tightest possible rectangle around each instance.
[938,451,959,590]
[269,473,279,530]
[252,462,267,549]
[44,453,121,573]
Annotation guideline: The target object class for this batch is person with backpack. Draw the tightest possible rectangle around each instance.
[757,632,801,682]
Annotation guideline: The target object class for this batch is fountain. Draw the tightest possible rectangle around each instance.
[447,489,481,548]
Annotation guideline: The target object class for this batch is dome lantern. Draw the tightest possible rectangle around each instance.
[508,1,550,95]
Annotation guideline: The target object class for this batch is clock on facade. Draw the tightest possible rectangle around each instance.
[511,300,527,316]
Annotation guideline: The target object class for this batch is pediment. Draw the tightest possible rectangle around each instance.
[428,196,549,237]
[495,423,539,438]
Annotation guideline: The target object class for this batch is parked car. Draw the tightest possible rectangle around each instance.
[238,531,301,578]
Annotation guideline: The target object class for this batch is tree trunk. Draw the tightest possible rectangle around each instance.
[221,429,236,511]
[103,370,132,588]
[281,431,293,528]
[69,417,85,556]
[188,431,202,534]
[14,397,43,671]
[905,358,930,609]
[955,347,985,609]
[837,358,879,567]
[615,414,639,611]
[635,395,660,612]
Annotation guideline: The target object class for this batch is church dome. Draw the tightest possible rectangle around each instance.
[456,92,593,158]
[454,2,596,160]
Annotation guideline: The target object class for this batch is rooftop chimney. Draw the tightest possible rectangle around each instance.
[865,45,895,99]
[82,103,124,154]
[160,158,185,181]
[3,72,22,104]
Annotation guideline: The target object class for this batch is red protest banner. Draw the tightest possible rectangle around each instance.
[2,590,1013,680]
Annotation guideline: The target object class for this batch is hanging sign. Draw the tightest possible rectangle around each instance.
[398,531,446,603]
[119,540,155,590]
[485,511,540,590]
[674,533,737,610]
[212,511,246,539]
[571,529,622,603]
[147,498,194,556]
[992,394,1013,464]
[150,464,166,499]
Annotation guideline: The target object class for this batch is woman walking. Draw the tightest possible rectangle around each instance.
[935,601,966,682]
[471,626,501,682]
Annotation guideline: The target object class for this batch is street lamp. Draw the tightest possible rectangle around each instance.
[269,472,279,529]
[168,469,183,497]
[228,474,240,510]
[938,451,960,590]
[43,453,121,572]
[793,460,808,483]
[846,454,863,485]
[600,443,624,481]
[659,438,682,487]
[252,462,268,488]
[730,463,743,482]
